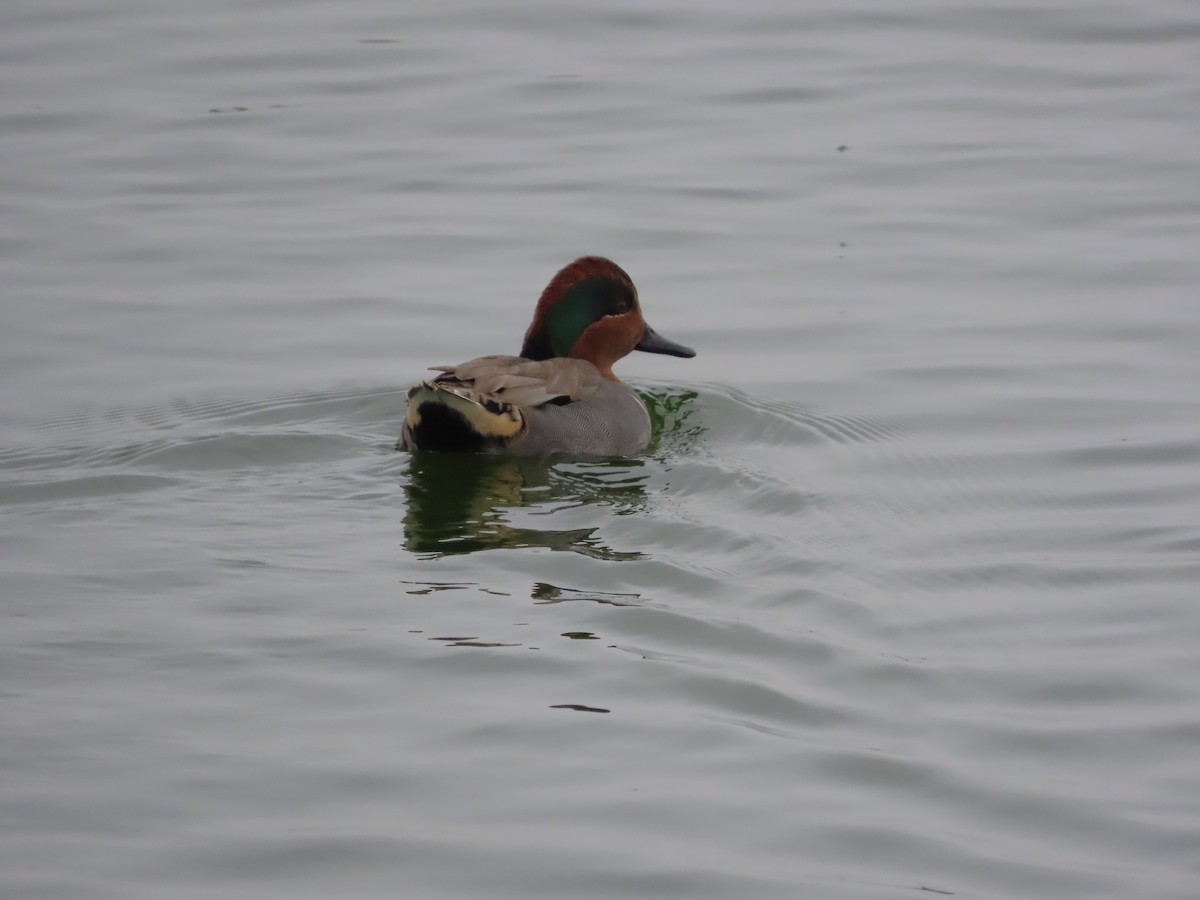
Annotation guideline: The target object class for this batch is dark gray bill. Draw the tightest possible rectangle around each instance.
[635,323,696,358]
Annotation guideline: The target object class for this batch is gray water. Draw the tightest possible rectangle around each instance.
[4,1,1200,897]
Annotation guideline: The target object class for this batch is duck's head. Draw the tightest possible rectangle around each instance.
[519,256,695,379]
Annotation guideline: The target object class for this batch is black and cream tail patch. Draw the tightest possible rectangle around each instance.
[403,382,524,451]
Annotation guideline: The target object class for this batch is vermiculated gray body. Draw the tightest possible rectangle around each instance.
[506,379,650,456]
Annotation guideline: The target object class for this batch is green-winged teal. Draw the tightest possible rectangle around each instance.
[399,256,695,455]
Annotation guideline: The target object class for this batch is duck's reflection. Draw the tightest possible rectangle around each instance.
[400,388,698,559]
[403,452,645,558]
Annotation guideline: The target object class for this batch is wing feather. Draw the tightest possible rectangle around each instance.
[427,356,602,408]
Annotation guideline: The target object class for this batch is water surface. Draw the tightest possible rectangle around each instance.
[4,1,1200,898]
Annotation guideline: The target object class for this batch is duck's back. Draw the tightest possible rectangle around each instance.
[400,356,651,456]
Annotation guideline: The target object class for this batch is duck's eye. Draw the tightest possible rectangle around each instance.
[611,294,633,315]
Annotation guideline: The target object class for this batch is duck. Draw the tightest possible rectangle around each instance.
[398,256,695,456]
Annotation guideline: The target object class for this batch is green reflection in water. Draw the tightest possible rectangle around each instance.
[643,388,703,457]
